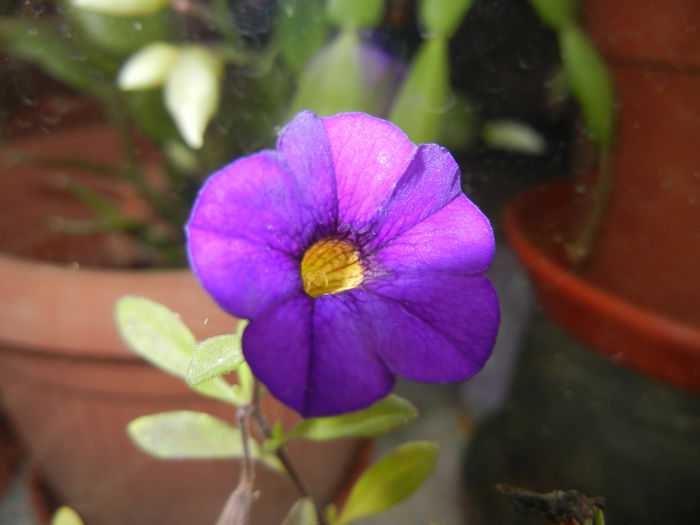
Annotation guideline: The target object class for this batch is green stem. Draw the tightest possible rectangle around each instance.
[566,147,612,267]
[250,382,330,525]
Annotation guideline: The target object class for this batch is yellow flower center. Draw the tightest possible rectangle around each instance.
[300,239,364,297]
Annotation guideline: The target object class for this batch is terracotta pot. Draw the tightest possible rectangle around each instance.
[503,180,700,390]
[0,124,367,525]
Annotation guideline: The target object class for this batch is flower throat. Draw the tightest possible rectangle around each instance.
[300,239,364,297]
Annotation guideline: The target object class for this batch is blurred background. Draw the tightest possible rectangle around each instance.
[1,1,698,524]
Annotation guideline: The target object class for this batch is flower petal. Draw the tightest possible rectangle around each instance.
[372,195,494,275]
[361,273,499,382]
[322,113,416,232]
[187,230,300,318]
[277,111,338,228]
[243,293,395,417]
[365,143,461,251]
[187,150,332,255]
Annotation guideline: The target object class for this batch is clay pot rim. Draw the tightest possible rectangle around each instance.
[502,180,700,382]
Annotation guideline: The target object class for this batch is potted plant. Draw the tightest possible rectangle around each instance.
[464,1,700,523]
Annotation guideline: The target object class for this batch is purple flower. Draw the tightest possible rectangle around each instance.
[186,111,499,417]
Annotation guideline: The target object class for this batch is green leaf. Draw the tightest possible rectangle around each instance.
[51,507,84,525]
[389,37,450,144]
[165,45,223,149]
[286,395,418,444]
[115,295,238,405]
[482,119,547,154]
[290,29,364,117]
[337,441,438,525]
[115,295,196,376]
[419,0,475,38]
[118,43,180,89]
[275,0,329,74]
[186,323,247,386]
[0,18,106,94]
[70,0,171,17]
[282,498,319,525]
[327,0,385,29]
[528,0,579,29]
[128,411,283,471]
[128,410,244,459]
[560,24,615,146]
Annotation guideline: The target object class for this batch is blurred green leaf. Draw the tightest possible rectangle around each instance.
[528,0,579,29]
[291,29,366,116]
[0,17,106,94]
[230,362,255,405]
[327,0,385,29]
[337,441,438,525]
[51,507,84,525]
[70,0,171,17]
[389,37,449,144]
[123,88,180,143]
[560,24,615,146]
[118,42,180,89]
[275,0,329,74]
[282,498,319,525]
[439,91,476,150]
[285,395,418,445]
[482,119,547,154]
[187,325,247,386]
[419,0,475,38]
[115,296,238,405]
[165,45,223,149]
[70,9,173,54]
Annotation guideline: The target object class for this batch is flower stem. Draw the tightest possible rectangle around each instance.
[250,382,330,525]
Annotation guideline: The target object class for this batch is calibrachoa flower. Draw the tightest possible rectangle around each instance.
[186,111,499,417]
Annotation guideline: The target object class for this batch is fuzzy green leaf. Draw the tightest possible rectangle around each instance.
[115,295,238,405]
[419,0,475,38]
[128,411,283,471]
[51,507,84,525]
[275,0,329,73]
[389,37,450,144]
[282,498,319,525]
[187,323,247,386]
[128,410,244,459]
[337,441,438,525]
[560,25,615,146]
[327,0,385,29]
[287,395,418,444]
[115,295,196,376]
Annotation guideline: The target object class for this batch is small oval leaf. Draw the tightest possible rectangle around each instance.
[337,441,438,525]
[128,410,243,459]
[282,498,319,525]
[165,46,223,148]
[52,507,84,525]
[187,325,246,386]
[287,395,418,444]
[482,119,547,154]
